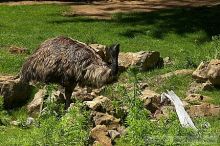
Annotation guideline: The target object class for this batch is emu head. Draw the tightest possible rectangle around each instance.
[106,44,120,77]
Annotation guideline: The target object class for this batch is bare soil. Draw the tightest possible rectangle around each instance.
[1,0,220,19]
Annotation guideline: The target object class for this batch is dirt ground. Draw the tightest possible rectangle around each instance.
[1,0,220,19]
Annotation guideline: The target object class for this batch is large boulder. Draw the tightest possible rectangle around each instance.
[192,59,220,85]
[118,51,162,71]
[0,76,34,109]
[89,44,162,71]
[90,125,112,146]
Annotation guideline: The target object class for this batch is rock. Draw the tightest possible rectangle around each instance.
[207,59,220,86]
[73,87,93,101]
[84,96,113,112]
[93,141,102,146]
[108,130,120,140]
[182,101,190,107]
[73,86,103,101]
[187,103,220,117]
[139,82,148,90]
[184,94,211,104]
[10,120,21,126]
[117,126,127,136]
[187,81,213,95]
[154,106,174,119]
[187,81,202,95]
[163,56,173,65]
[27,89,46,115]
[89,44,107,61]
[26,117,35,126]
[139,89,161,112]
[118,51,162,71]
[68,103,75,110]
[192,61,209,82]
[8,46,29,54]
[51,90,65,103]
[0,76,34,109]
[90,125,112,146]
[192,59,220,85]
[201,81,213,91]
[160,69,194,79]
[93,112,120,130]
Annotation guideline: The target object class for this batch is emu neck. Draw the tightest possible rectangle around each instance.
[111,58,118,76]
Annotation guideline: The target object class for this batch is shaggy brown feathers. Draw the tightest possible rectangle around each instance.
[21,36,113,87]
[20,36,119,108]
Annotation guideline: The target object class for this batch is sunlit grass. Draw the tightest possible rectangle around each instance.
[0,3,220,146]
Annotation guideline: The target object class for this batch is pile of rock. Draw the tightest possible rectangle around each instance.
[183,59,220,117]
[84,95,125,146]
[26,87,126,145]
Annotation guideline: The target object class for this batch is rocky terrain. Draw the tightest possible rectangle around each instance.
[1,44,220,145]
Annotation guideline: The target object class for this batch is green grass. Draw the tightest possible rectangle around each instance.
[0,4,220,75]
[0,3,220,146]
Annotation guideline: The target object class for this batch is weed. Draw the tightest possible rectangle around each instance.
[211,35,220,59]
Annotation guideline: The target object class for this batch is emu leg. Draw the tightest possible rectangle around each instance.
[64,85,76,109]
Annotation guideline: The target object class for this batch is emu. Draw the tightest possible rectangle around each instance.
[20,36,120,108]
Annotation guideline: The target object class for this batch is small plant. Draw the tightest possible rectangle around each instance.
[211,35,220,59]
[30,100,90,145]
[0,96,10,126]
[40,85,65,119]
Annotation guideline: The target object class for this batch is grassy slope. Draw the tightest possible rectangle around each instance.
[0,4,220,145]
[0,4,220,74]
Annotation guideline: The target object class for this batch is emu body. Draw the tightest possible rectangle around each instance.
[20,36,120,108]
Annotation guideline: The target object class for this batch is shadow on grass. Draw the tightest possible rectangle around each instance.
[51,4,220,40]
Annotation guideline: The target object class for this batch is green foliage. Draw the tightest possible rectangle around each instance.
[115,72,220,146]
[200,88,220,105]
[155,75,193,98]
[0,4,220,146]
[211,35,220,59]
[0,5,220,74]
[59,102,90,146]
[0,96,11,126]
[34,101,90,145]
[0,94,90,146]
